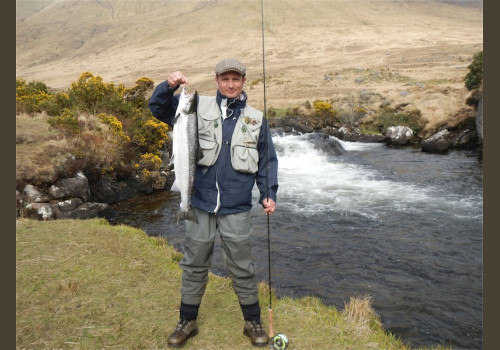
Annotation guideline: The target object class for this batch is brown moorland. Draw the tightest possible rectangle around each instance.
[16,0,483,134]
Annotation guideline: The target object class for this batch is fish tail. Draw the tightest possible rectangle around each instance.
[177,207,199,224]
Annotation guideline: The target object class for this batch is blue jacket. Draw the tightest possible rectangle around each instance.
[149,81,278,215]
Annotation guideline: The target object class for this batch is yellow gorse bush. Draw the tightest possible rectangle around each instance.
[313,99,336,118]
[137,153,163,171]
[97,113,131,143]
[134,117,169,154]
[16,78,52,114]
[69,72,117,113]
[16,72,171,189]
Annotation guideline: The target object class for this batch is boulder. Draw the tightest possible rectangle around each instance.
[16,190,23,215]
[354,134,387,143]
[24,203,56,220]
[334,127,387,143]
[385,126,414,145]
[49,171,89,200]
[55,202,109,220]
[23,199,109,220]
[421,128,479,154]
[269,116,314,134]
[56,198,84,212]
[453,129,478,149]
[306,133,346,155]
[421,129,452,153]
[23,184,49,204]
[88,173,155,204]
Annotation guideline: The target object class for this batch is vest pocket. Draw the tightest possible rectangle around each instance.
[198,113,219,140]
[198,138,219,167]
[231,145,259,174]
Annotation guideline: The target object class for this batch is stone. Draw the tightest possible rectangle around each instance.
[421,129,452,153]
[385,126,414,145]
[49,171,89,200]
[24,203,56,220]
[23,184,49,204]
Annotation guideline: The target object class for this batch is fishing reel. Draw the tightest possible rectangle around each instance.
[270,333,289,350]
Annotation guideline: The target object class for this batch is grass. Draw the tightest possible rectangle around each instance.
[17,218,416,349]
[16,112,62,186]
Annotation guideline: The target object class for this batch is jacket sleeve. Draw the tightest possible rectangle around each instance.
[256,116,279,205]
[148,81,181,126]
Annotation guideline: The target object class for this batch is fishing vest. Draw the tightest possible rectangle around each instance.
[197,96,263,174]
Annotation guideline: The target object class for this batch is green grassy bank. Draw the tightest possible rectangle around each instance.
[17,218,420,349]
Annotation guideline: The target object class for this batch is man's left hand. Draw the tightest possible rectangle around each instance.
[263,198,276,215]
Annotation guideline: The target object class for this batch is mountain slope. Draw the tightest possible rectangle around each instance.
[16,0,483,128]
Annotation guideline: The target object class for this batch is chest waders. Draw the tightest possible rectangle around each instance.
[179,96,264,320]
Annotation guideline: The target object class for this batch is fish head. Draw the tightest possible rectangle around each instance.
[178,87,198,115]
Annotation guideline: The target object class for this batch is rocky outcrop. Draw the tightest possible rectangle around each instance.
[18,171,108,220]
[18,169,174,221]
[88,173,160,204]
[330,126,387,143]
[22,184,50,203]
[476,97,483,142]
[48,171,89,200]
[23,200,109,220]
[269,116,314,134]
[421,128,479,154]
[306,132,346,155]
[421,129,453,153]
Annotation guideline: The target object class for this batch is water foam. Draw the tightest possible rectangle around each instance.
[260,133,480,219]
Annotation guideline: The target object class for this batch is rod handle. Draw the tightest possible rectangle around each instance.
[268,308,274,338]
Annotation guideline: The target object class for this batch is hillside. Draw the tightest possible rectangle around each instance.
[16,0,483,131]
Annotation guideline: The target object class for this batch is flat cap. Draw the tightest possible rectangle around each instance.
[215,58,246,76]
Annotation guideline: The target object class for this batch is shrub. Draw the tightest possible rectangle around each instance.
[16,73,169,186]
[375,106,425,135]
[312,99,338,127]
[97,113,131,143]
[337,96,366,128]
[16,78,51,114]
[38,92,72,116]
[313,99,335,118]
[47,108,81,137]
[137,169,166,190]
[122,77,155,109]
[68,72,119,114]
[286,106,301,117]
[132,116,169,154]
[133,153,166,189]
[134,153,167,190]
[464,51,483,91]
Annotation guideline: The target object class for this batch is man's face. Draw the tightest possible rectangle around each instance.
[215,71,246,99]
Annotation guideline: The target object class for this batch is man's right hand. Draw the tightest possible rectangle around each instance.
[167,71,189,88]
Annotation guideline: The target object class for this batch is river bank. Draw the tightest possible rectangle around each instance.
[16,106,482,221]
[16,217,412,349]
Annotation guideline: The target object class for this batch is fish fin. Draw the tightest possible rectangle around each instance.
[172,112,181,124]
[187,91,198,115]
[186,208,199,224]
[170,180,180,192]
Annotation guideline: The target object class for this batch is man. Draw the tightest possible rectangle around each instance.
[149,58,279,348]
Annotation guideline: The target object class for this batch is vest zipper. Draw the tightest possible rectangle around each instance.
[213,112,223,214]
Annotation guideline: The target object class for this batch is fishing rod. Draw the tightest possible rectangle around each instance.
[261,1,289,349]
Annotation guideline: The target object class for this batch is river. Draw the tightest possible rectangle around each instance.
[104,132,483,349]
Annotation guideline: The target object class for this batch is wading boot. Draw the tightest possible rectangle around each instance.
[243,319,269,347]
[167,319,198,348]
